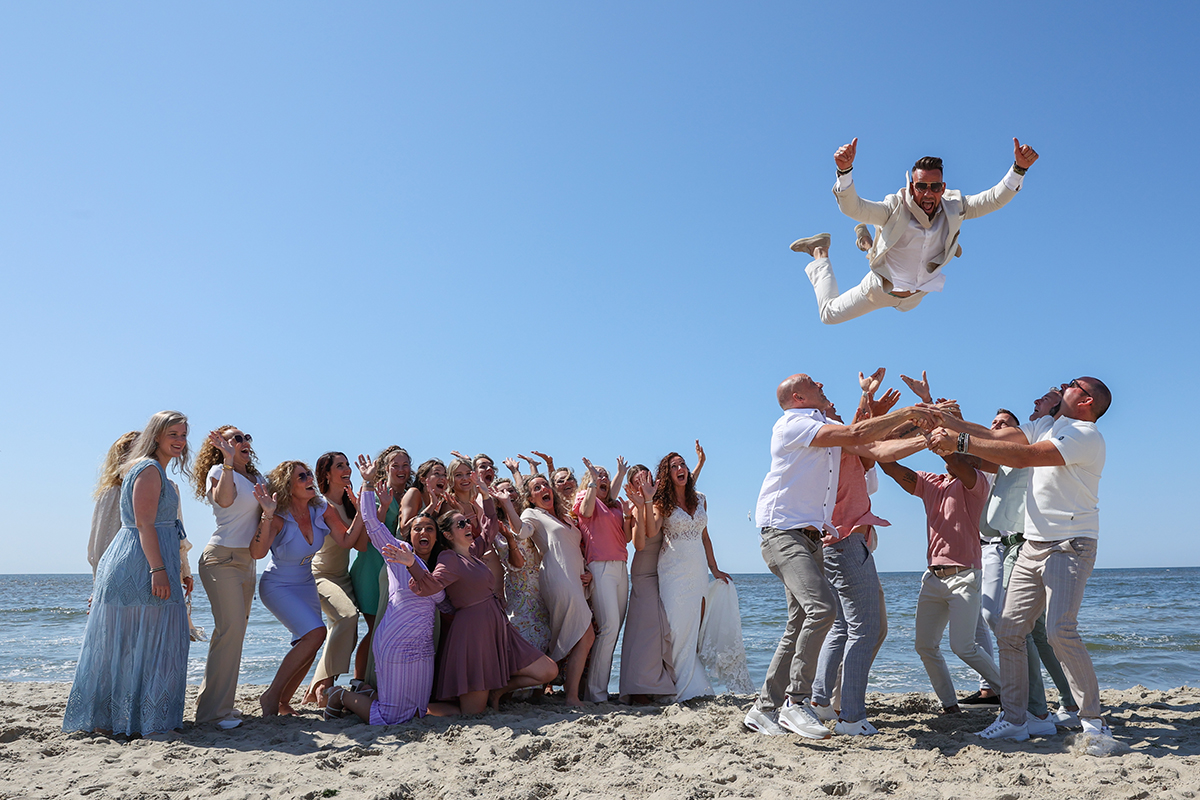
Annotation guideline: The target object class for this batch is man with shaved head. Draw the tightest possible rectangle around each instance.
[744,371,930,739]
[927,376,1113,745]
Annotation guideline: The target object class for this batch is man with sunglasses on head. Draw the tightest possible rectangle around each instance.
[922,376,1113,747]
[791,137,1039,324]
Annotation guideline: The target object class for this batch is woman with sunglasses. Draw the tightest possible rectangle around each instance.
[322,455,446,724]
[251,460,352,716]
[192,426,266,729]
[406,481,555,715]
[520,473,594,706]
[304,451,367,707]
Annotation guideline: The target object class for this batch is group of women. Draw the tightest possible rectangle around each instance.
[65,411,746,737]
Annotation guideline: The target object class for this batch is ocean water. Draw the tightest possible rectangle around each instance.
[2,569,1197,694]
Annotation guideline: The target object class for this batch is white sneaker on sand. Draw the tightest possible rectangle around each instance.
[215,718,242,731]
[976,717,1030,741]
[743,707,786,736]
[1053,707,1082,729]
[834,718,879,736]
[810,701,838,722]
[777,698,832,740]
[1081,718,1113,738]
[1026,714,1058,737]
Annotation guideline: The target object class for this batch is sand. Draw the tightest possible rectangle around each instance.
[1,683,1197,800]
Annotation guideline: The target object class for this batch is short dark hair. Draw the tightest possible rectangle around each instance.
[995,408,1018,422]
[1080,376,1112,419]
[912,156,944,174]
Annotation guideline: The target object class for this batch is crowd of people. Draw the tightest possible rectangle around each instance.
[745,366,1111,747]
[65,414,751,736]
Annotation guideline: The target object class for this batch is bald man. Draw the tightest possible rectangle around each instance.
[744,372,929,739]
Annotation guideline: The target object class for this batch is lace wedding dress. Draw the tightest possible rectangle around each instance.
[658,494,715,701]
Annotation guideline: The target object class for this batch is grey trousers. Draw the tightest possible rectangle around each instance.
[998,538,1099,724]
[811,532,884,722]
[914,568,1002,709]
[755,527,836,712]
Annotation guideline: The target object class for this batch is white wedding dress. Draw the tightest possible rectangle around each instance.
[658,494,714,701]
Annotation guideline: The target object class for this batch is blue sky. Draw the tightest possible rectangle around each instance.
[2,2,1195,575]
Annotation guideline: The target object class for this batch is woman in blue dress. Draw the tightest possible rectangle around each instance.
[63,410,192,736]
[251,460,354,716]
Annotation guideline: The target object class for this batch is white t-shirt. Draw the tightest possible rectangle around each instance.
[755,408,839,534]
[205,464,266,548]
[1019,416,1105,542]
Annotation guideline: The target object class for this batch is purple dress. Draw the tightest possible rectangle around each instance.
[409,503,544,700]
[360,490,444,724]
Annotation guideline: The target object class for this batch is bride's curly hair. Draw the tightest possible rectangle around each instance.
[192,425,260,500]
[652,452,698,518]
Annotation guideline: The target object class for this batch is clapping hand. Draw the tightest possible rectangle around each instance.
[252,483,278,515]
[208,430,236,461]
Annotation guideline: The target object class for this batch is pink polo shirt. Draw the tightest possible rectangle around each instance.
[573,495,628,564]
[914,469,988,569]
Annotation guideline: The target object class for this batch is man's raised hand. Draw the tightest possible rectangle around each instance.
[1013,138,1039,170]
[835,138,858,171]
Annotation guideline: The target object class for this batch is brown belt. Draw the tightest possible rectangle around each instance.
[929,564,972,579]
[798,527,821,543]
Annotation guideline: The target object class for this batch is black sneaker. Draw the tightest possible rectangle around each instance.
[959,691,1001,707]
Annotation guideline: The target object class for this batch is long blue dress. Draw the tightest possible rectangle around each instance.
[63,459,189,735]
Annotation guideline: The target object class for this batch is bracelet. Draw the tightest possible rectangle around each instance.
[149,566,166,574]
[222,463,233,469]
[956,432,970,454]
[1012,163,1028,176]
[836,165,853,176]
[261,513,274,522]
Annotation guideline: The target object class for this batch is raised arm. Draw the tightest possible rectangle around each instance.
[610,455,628,500]
[249,484,284,559]
[811,405,932,449]
[577,457,600,518]
[691,441,706,484]
[929,428,1064,469]
[207,430,240,508]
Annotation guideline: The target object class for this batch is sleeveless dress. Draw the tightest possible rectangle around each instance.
[522,507,592,662]
[618,531,676,699]
[259,501,327,643]
[64,459,189,735]
[657,493,714,701]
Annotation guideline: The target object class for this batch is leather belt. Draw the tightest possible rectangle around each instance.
[1001,533,1025,548]
[798,527,821,543]
[929,564,972,579]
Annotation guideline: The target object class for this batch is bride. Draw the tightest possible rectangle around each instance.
[649,451,732,701]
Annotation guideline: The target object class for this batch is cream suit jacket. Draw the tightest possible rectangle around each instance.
[833,172,1019,287]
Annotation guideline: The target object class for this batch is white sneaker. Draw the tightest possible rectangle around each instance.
[976,717,1030,741]
[777,698,832,740]
[743,707,786,736]
[810,701,838,722]
[834,718,879,736]
[215,718,242,731]
[1081,718,1113,738]
[1052,707,1082,729]
[1026,714,1058,737]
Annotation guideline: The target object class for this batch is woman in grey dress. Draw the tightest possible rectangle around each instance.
[619,466,676,703]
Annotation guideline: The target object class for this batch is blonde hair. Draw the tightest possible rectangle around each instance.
[266,460,323,513]
[579,465,620,509]
[120,411,192,480]
[94,431,139,499]
[192,424,261,500]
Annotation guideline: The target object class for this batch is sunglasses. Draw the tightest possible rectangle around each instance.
[453,519,472,530]
[1068,379,1093,398]
[913,182,945,193]
[295,470,313,481]
[226,433,252,444]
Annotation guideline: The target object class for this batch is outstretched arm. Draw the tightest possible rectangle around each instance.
[929,428,1064,469]
[811,405,933,448]
[879,459,919,496]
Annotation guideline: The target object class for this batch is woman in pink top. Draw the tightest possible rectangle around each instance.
[574,456,631,703]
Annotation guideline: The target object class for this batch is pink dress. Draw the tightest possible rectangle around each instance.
[409,505,543,700]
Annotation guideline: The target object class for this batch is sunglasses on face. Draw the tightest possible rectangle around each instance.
[1068,379,1093,398]
[913,182,945,193]
[226,433,252,444]
[295,471,313,481]
[453,519,472,530]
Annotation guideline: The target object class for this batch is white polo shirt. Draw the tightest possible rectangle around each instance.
[1019,416,1105,542]
[755,408,839,535]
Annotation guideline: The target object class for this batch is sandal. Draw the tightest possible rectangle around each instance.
[323,686,348,720]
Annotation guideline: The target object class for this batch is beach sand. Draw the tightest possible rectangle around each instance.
[1,682,1197,800]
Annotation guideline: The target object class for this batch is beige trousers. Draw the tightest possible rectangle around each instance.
[311,571,359,685]
[195,544,256,723]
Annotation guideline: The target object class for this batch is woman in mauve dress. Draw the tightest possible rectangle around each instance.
[407,471,556,715]
[618,466,676,703]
